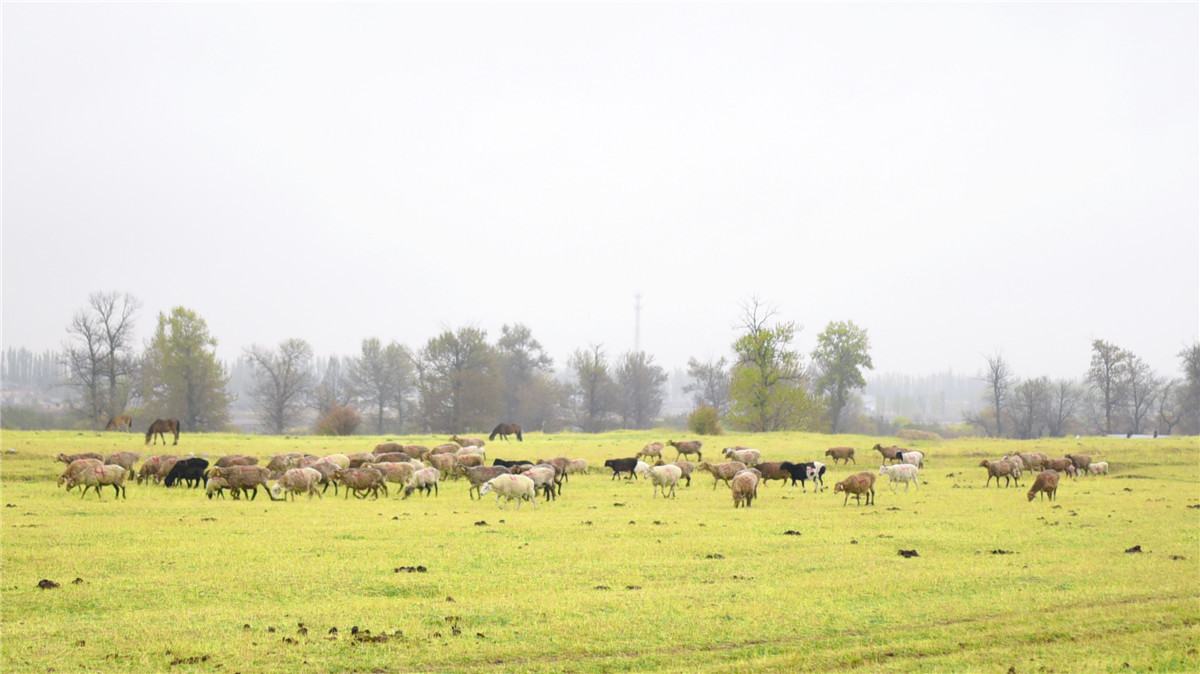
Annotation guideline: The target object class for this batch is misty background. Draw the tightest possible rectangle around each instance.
[2,3,1197,434]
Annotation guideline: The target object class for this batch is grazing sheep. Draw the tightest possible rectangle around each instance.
[1027,470,1060,501]
[450,435,486,448]
[1088,461,1109,476]
[603,457,639,480]
[278,467,324,500]
[722,447,761,466]
[58,458,102,491]
[834,472,876,506]
[635,462,683,498]
[463,465,511,500]
[879,463,920,491]
[205,475,230,499]
[104,451,140,473]
[56,452,103,464]
[667,439,703,461]
[215,454,256,468]
[522,465,558,501]
[873,444,905,464]
[565,459,589,477]
[371,452,411,464]
[697,461,748,489]
[754,462,791,487]
[1045,457,1073,474]
[824,447,855,464]
[428,452,457,477]
[479,474,537,509]
[731,469,760,508]
[899,451,924,468]
[338,467,388,499]
[672,460,695,487]
[77,464,128,500]
[636,442,664,462]
[210,465,278,500]
[1018,452,1048,472]
[137,455,166,484]
[155,456,182,484]
[346,452,378,469]
[403,467,440,499]
[373,442,405,455]
[430,443,460,455]
[164,457,209,488]
[321,453,350,469]
[1065,454,1093,474]
[307,460,342,494]
[980,459,1019,487]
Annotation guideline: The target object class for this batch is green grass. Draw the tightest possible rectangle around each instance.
[2,429,1198,673]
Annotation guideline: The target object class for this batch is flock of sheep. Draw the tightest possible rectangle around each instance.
[51,436,1108,508]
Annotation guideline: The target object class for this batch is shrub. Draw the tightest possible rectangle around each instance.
[897,428,942,442]
[315,405,361,436]
[687,406,723,435]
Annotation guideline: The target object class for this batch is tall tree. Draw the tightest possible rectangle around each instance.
[1046,379,1081,437]
[568,344,617,433]
[1124,354,1159,435]
[981,353,1012,437]
[496,323,554,422]
[1087,339,1128,435]
[64,310,105,427]
[616,351,668,429]
[1178,342,1200,435]
[811,320,874,434]
[727,300,815,432]
[348,338,413,434]
[90,292,141,421]
[245,338,314,434]
[311,355,352,416]
[1010,376,1050,439]
[1156,379,1184,435]
[416,327,498,433]
[141,307,231,431]
[684,357,731,414]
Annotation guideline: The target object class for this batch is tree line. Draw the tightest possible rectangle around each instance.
[967,340,1200,438]
[44,292,1200,437]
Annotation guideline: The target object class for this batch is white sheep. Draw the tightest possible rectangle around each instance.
[321,453,350,470]
[878,463,920,491]
[278,467,324,500]
[565,459,588,476]
[899,451,924,468]
[522,465,558,501]
[1088,461,1109,476]
[479,474,538,509]
[403,467,440,498]
[635,462,683,498]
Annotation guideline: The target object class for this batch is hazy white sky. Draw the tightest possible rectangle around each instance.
[3,3,1197,379]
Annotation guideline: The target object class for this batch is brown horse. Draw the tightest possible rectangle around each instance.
[488,423,523,442]
[105,415,134,432]
[145,419,181,446]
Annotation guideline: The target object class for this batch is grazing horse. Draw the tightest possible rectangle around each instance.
[105,414,134,432]
[145,418,181,446]
[489,423,523,442]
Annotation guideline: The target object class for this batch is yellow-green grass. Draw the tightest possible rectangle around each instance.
[2,429,1198,673]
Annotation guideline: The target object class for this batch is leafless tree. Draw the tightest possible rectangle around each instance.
[684,357,731,414]
[64,311,105,427]
[616,351,668,429]
[569,344,617,433]
[1124,354,1159,435]
[246,339,315,434]
[350,338,414,434]
[981,353,1011,437]
[1010,376,1050,439]
[1157,379,1183,435]
[1046,379,1081,437]
[1087,339,1128,434]
[90,292,141,421]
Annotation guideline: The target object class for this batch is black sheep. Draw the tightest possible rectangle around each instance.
[164,457,209,488]
[492,458,535,469]
[603,457,639,480]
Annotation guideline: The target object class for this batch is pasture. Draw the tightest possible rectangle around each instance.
[2,430,1198,673]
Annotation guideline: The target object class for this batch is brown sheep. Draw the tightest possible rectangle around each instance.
[731,470,760,508]
[824,447,856,464]
[346,452,378,468]
[216,454,258,468]
[463,465,511,500]
[368,461,416,492]
[58,458,102,491]
[872,444,905,464]
[155,456,182,484]
[430,443,460,455]
[1017,452,1048,471]
[834,472,876,506]
[450,435,486,448]
[371,452,411,464]
[673,460,695,487]
[455,453,485,470]
[104,451,140,473]
[754,462,791,487]
[667,439,703,461]
[337,467,388,499]
[56,452,103,464]
[402,445,430,460]
[209,465,278,500]
[373,442,405,455]
[637,442,664,462]
[1045,457,1073,474]
[428,452,457,476]
[1065,454,1092,474]
[980,459,1020,487]
[1027,470,1060,501]
[697,461,748,489]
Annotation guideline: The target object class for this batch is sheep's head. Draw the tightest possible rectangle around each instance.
[979,460,991,468]
[834,482,846,493]
[879,465,888,474]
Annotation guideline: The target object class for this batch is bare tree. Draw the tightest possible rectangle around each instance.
[311,355,352,415]
[1087,339,1128,434]
[684,357,731,414]
[1125,354,1159,435]
[64,311,105,427]
[1010,377,1050,439]
[1157,379,1183,435]
[246,339,315,434]
[90,292,141,421]
[1046,379,1081,437]
[350,338,414,434]
[981,353,1011,437]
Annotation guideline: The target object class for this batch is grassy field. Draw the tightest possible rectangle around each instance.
[1,429,1197,673]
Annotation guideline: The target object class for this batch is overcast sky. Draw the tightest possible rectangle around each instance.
[3,3,1197,380]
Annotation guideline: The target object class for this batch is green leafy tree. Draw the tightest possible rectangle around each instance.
[684,357,731,414]
[141,307,231,431]
[568,344,617,433]
[727,300,817,432]
[496,323,556,426]
[811,321,873,433]
[616,351,668,429]
[1087,339,1128,434]
[415,327,499,433]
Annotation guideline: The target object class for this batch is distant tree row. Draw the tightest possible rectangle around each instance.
[966,340,1200,438]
